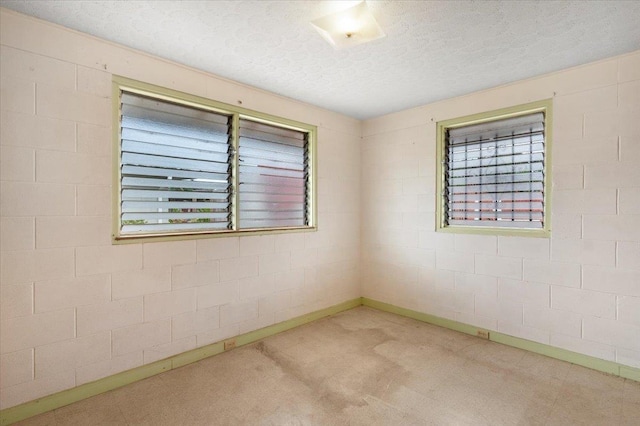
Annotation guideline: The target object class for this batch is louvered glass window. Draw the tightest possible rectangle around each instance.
[437,101,551,235]
[119,92,233,236]
[238,119,309,229]
[114,78,316,240]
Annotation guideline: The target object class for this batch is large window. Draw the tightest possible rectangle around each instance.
[113,76,316,241]
[436,100,552,237]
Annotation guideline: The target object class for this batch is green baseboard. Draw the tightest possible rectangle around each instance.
[3,296,638,425]
[0,298,361,426]
[361,297,640,382]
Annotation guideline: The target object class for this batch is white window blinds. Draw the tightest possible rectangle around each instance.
[119,92,233,235]
[444,112,546,229]
[238,119,309,229]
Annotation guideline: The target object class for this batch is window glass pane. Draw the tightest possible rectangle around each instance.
[119,91,233,235]
[238,119,309,229]
[444,111,546,230]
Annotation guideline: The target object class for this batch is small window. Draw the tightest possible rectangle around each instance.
[113,77,316,241]
[436,100,552,237]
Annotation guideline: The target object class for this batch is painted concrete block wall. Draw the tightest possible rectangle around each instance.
[0,9,361,409]
[361,50,640,370]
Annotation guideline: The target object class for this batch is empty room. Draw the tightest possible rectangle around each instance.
[0,1,639,424]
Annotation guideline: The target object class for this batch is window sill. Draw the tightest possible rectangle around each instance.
[435,225,550,238]
[112,225,318,244]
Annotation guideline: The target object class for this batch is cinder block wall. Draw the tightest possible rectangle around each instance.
[0,9,361,409]
[1,5,639,412]
[361,50,640,369]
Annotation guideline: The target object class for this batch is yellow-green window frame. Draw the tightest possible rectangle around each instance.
[112,76,317,243]
[435,99,553,238]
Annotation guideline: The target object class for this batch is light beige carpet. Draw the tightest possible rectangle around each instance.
[16,307,640,425]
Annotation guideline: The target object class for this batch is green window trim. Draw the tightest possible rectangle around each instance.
[112,76,317,243]
[435,99,553,238]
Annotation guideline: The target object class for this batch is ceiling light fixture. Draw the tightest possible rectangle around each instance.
[311,1,386,50]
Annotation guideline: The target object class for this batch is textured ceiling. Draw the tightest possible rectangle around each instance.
[2,1,639,119]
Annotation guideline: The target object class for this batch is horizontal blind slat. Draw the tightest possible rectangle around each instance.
[122,92,230,126]
[122,177,230,192]
[448,181,544,194]
[122,201,229,211]
[238,218,305,228]
[239,156,305,172]
[239,193,305,203]
[122,140,230,163]
[238,164,304,179]
[239,137,305,156]
[238,210,305,220]
[121,113,230,142]
[122,189,230,200]
[121,165,229,182]
[239,183,305,195]
[238,201,305,211]
[240,146,304,164]
[448,192,544,203]
[448,201,544,209]
[121,127,230,152]
[449,163,543,177]
[123,211,230,221]
[122,221,230,233]
[239,119,305,139]
[449,171,544,186]
[239,172,305,187]
[449,130,545,147]
[448,151,544,166]
[239,128,305,147]
[122,152,230,174]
